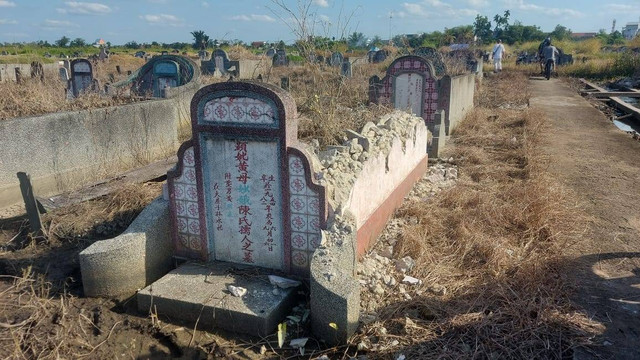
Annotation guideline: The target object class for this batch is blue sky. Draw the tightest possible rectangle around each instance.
[1,0,639,45]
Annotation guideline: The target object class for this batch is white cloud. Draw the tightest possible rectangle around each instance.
[503,0,583,17]
[42,19,79,28]
[313,0,329,7]
[605,4,640,14]
[3,32,28,38]
[467,0,489,7]
[230,14,276,22]
[401,1,477,19]
[0,1,16,7]
[0,18,17,24]
[139,14,185,27]
[201,1,209,7]
[58,2,112,15]
[318,14,330,22]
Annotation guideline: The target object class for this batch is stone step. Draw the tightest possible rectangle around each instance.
[137,262,299,337]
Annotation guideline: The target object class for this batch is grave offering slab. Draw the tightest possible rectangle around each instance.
[137,262,297,337]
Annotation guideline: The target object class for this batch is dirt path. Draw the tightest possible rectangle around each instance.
[530,78,640,359]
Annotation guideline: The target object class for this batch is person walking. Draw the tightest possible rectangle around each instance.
[492,39,506,73]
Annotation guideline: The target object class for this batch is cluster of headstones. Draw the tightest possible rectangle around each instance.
[367,49,388,63]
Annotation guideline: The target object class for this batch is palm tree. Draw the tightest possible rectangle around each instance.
[191,30,210,50]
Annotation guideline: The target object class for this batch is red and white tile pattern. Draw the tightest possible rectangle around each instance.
[170,147,202,253]
[202,96,275,125]
[288,154,322,272]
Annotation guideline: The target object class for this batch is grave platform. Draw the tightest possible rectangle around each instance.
[137,262,299,337]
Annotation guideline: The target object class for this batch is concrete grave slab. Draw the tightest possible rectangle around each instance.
[137,261,298,336]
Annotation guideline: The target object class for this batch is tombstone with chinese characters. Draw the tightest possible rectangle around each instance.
[137,81,327,336]
[414,47,447,77]
[152,59,180,97]
[329,51,343,67]
[70,59,98,97]
[369,55,439,127]
[273,49,288,66]
[213,48,231,75]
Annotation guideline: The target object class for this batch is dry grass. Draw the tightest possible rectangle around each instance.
[263,61,392,146]
[352,72,602,359]
[0,55,147,121]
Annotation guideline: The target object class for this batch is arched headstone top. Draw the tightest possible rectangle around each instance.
[387,55,437,79]
[190,81,298,141]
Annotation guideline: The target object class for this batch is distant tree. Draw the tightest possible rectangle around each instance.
[106,41,111,47]
[445,25,474,44]
[493,10,510,39]
[607,30,625,45]
[55,36,70,47]
[277,40,286,49]
[473,14,492,43]
[191,30,210,49]
[502,21,544,44]
[69,38,86,47]
[151,41,159,47]
[370,35,383,47]
[550,24,572,41]
[124,41,139,49]
[347,31,366,48]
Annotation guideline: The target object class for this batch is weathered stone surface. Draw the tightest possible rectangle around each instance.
[79,197,173,297]
[137,262,297,337]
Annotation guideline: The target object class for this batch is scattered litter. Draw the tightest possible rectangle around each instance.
[402,275,421,285]
[290,337,309,348]
[227,285,247,297]
[269,275,302,289]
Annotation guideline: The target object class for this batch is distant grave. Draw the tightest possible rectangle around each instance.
[70,59,98,98]
[98,47,110,62]
[213,48,231,75]
[152,59,180,97]
[134,51,146,58]
[341,57,352,77]
[329,52,343,67]
[265,48,276,58]
[414,47,447,77]
[369,55,439,125]
[370,50,388,63]
[112,55,199,98]
[273,49,288,66]
[30,61,44,81]
[0,51,7,56]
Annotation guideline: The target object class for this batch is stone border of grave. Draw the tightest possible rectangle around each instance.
[111,55,201,98]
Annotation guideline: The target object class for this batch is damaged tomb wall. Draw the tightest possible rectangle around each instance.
[438,73,476,135]
[310,110,429,345]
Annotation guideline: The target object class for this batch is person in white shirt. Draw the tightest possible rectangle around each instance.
[492,39,506,72]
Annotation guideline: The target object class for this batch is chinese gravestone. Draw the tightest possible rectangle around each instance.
[273,49,288,67]
[30,61,44,81]
[414,47,448,77]
[369,55,439,124]
[329,52,343,67]
[372,50,388,63]
[167,81,326,275]
[213,49,231,75]
[340,58,352,77]
[70,59,96,97]
[152,59,180,97]
[265,48,276,58]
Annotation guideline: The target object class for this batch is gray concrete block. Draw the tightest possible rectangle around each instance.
[310,221,360,345]
[137,262,297,337]
[428,110,447,159]
[79,197,173,297]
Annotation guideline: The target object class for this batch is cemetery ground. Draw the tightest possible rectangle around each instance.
[1,66,639,359]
